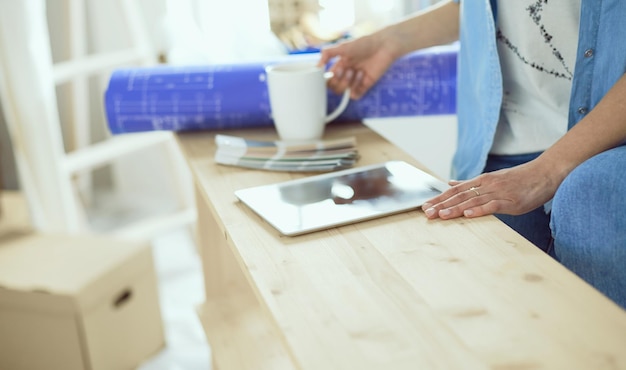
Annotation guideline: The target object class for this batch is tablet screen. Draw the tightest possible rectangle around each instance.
[235,161,449,236]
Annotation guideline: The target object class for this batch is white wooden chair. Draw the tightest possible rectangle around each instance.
[0,0,196,240]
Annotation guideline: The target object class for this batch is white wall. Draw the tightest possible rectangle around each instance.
[366,115,457,181]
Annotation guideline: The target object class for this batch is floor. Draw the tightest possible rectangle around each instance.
[137,229,211,370]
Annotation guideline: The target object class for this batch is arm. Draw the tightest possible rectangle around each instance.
[537,74,626,188]
[423,74,626,219]
[318,0,459,99]
[378,0,460,57]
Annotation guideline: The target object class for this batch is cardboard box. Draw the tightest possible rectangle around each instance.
[0,232,165,370]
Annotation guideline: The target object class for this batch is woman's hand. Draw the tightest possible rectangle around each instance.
[421,161,559,220]
[317,33,399,100]
[317,1,460,100]
[423,75,626,221]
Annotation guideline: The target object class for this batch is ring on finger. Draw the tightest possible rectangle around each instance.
[469,186,480,197]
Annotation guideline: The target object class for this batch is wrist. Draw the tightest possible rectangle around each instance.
[533,152,577,191]
[374,25,408,60]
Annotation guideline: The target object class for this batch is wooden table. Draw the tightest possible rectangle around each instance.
[175,121,626,370]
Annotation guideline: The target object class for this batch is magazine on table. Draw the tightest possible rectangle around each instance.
[214,134,359,172]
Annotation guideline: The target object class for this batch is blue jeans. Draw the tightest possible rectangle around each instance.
[485,147,626,309]
[550,145,626,309]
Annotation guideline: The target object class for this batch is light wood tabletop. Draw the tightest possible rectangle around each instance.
[175,121,626,370]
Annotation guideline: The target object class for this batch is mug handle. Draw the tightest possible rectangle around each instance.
[323,71,351,124]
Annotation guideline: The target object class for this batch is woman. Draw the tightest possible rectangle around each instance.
[318,0,626,308]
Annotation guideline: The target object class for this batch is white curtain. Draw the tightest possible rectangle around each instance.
[163,0,287,65]
[160,0,430,65]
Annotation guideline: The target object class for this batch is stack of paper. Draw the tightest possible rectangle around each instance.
[214,135,359,172]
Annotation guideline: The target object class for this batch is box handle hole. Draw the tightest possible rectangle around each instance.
[113,289,133,308]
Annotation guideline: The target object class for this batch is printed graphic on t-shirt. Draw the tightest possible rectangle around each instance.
[490,0,580,155]
[497,0,573,80]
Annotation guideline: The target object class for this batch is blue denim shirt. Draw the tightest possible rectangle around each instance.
[451,0,626,180]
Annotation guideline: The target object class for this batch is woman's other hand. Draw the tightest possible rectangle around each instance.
[421,161,559,220]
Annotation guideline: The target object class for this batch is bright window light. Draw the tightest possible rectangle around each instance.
[318,0,355,33]
[369,0,395,13]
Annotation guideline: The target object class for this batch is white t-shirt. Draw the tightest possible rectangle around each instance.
[490,0,581,155]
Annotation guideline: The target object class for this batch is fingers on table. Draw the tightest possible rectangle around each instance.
[424,184,487,219]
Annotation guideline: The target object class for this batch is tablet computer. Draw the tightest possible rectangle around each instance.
[234,161,449,236]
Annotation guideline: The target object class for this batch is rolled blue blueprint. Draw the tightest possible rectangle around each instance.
[104,44,457,134]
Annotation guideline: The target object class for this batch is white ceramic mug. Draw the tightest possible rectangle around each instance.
[265,61,351,141]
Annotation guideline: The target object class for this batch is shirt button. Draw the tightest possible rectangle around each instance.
[584,48,594,58]
[577,106,588,115]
